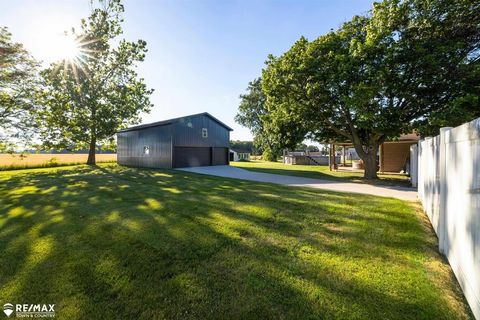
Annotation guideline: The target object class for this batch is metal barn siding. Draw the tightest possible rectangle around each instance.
[172,114,230,148]
[117,113,232,169]
[117,124,173,168]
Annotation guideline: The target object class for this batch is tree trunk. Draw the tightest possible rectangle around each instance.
[86,136,96,165]
[350,142,379,179]
[347,124,385,179]
[362,150,378,179]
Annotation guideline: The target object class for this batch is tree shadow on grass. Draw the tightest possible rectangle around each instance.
[236,165,411,187]
[0,164,472,319]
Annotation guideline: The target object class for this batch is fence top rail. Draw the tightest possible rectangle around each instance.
[418,117,479,146]
[444,117,480,144]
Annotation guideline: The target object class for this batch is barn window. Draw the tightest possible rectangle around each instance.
[143,146,150,155]
[202,128,208,138]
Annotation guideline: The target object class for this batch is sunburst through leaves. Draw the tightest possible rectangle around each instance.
[53,32,99,82]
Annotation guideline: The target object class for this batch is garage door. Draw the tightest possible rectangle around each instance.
[212,147,228,165]
[173,147,211,168]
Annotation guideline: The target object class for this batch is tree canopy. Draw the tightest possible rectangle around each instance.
[229,140,261,155]
[37,0,153,164]
[0,27,39,152]
[261,0,480,178]
[235,78,302,161]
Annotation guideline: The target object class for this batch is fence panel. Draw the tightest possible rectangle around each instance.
[418,135,441,234]
[415,118,480,319]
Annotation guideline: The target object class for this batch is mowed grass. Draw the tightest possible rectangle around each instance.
[0,153,117,171]
[0,164,472,319]
[232,160,410,186]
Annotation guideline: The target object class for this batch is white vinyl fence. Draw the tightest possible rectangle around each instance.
[414,117,480,319]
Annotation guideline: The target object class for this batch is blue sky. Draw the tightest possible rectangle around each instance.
[1,0,373,140]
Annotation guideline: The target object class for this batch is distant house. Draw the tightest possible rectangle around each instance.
[117,112,233,168]
[229,149,250,161]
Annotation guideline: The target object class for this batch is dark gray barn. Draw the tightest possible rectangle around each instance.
[117,112,232,168]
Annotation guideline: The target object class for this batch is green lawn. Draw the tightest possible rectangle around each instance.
[0,164,471,319]
[231,160,410,186]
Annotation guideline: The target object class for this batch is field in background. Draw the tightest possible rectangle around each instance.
[0,153,117,170]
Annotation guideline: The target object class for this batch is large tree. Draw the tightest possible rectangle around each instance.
[38,0,153,164]
[235,78,303,161]
[262,0,480,179]
[0,27,39,151]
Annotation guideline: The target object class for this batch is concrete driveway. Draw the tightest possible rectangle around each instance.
[177,165,417,201]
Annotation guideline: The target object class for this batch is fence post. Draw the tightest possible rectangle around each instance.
[417,140,424,203]
[410,144,418,187]
[438,127,452,255]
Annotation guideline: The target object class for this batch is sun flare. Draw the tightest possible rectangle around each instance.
[56,34,80,61]
[46,32,99,81]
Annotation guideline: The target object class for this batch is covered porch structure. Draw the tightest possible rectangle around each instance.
[327,134,419,173]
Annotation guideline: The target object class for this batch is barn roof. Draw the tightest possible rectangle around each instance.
[118,112,233,133]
